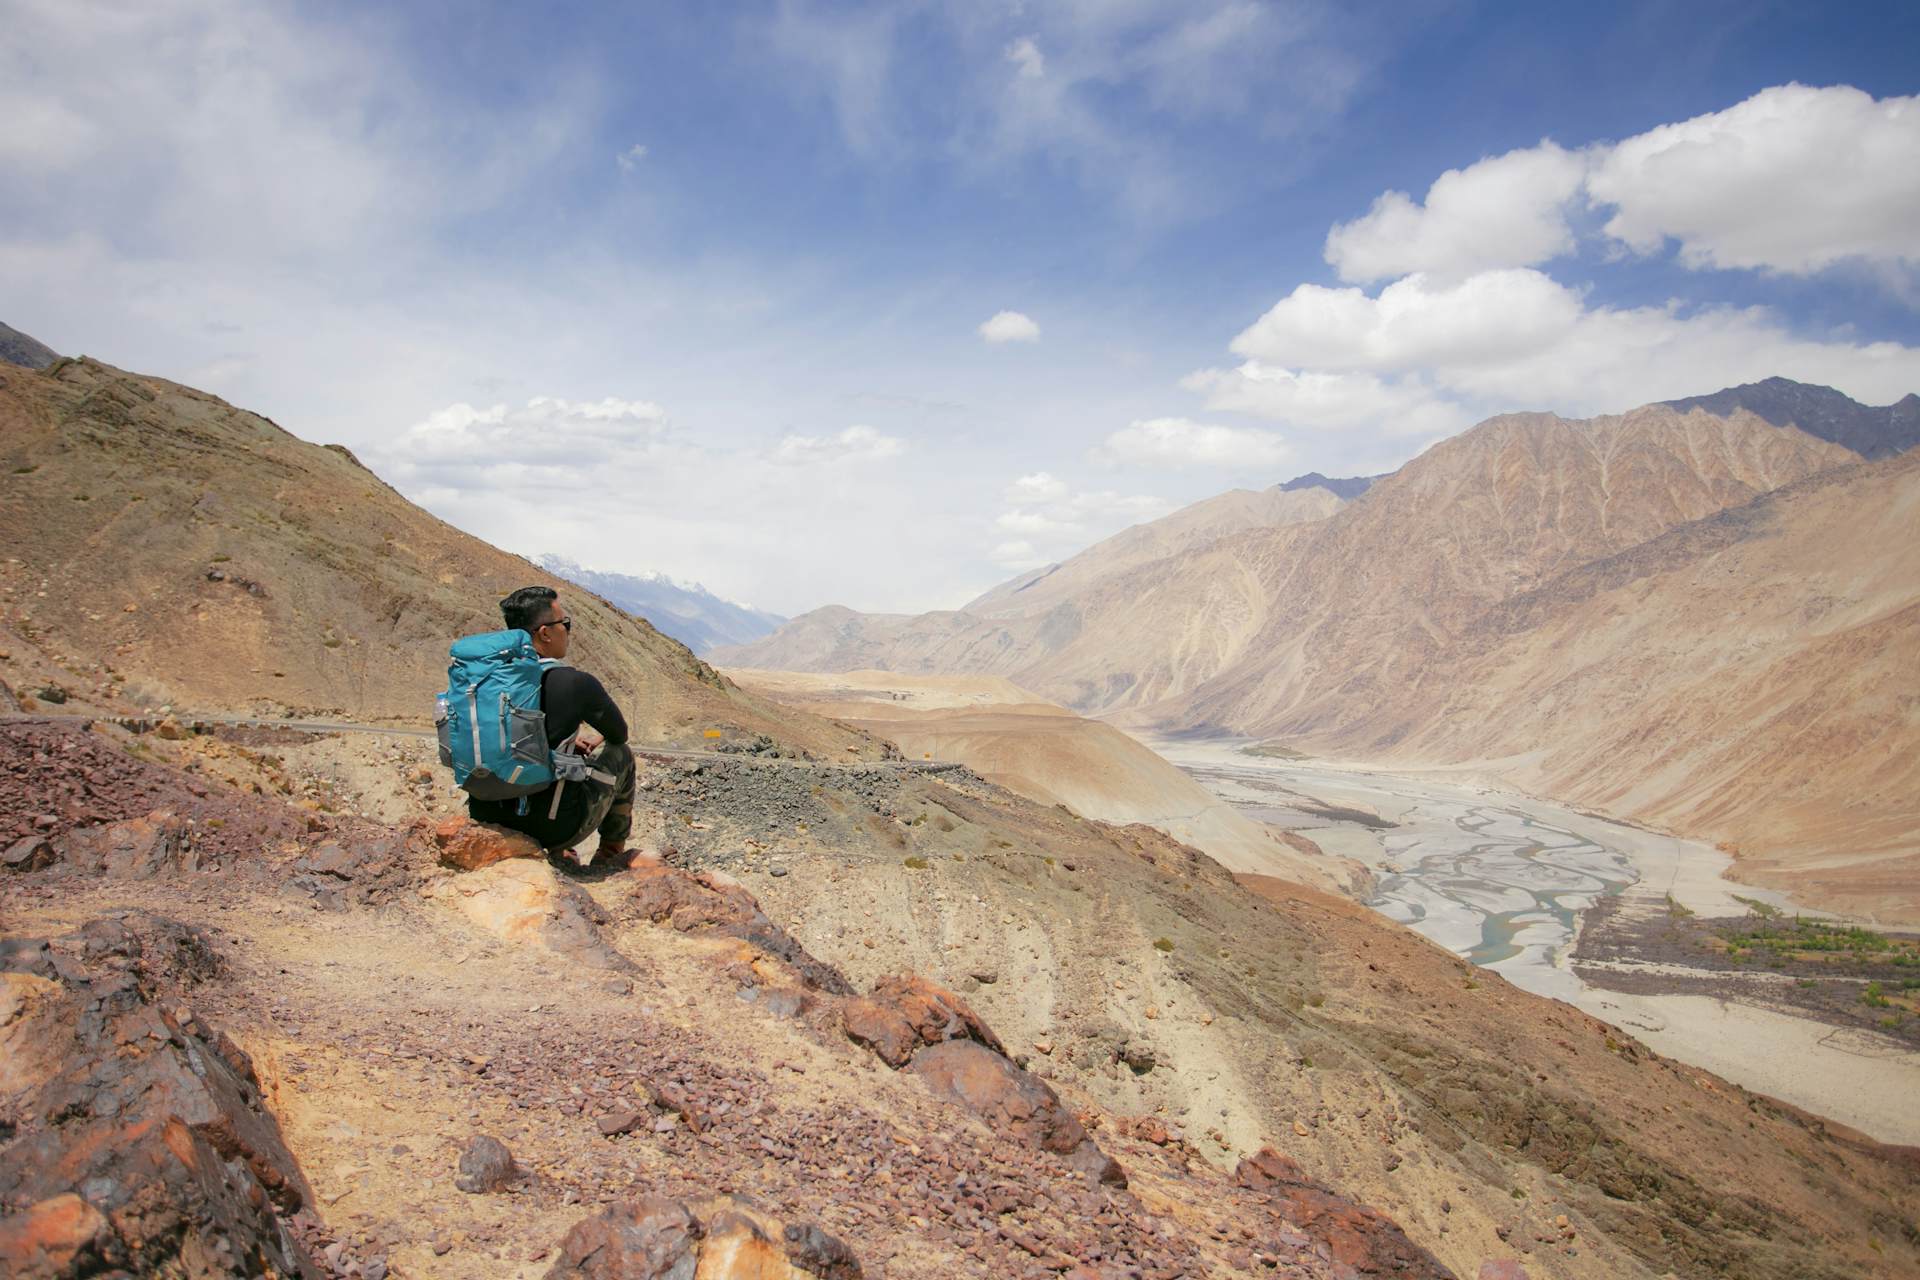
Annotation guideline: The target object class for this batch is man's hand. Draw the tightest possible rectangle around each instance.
[573,726,605,753]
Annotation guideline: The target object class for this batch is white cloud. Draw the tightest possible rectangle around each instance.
[1213,267,1920,420]
[1005,471,1068,504]
[986,477,1173,568]
[1230,271,1583,373]
[378,397,676,489]
[1181,364,1472,439]
[1324,85,1920,284]
[1324,142,1587,284]
[979,310,1041,343]
[1005,36,1045,80]
[1589,83,1920,275]
[616,143,649,172]
[770,423,905,464]
[989,539,1042,569]
[1096,417,1292,469]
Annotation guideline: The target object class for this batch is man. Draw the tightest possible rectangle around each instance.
[468,585,636,868]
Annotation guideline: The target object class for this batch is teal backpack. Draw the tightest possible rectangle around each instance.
[437,629,561,801]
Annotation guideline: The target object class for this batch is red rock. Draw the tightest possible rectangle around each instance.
[431,815,544,871]
[623,863,852,995]
[842,975,1005,1068]
[3,834,57,873]
[547,1194,861,1279]
[1479,1262,1531,1280]
[0,919,317,1277]
[1235,1147,1453,1279]
[1132,1117,1171,1145]
[908,1041,1125,1187]
[597,1111,644,1137]
[455,1135,518,1193]
[59,810,196,878]
[0,1194,112,1278]
[547,1195,699,1278]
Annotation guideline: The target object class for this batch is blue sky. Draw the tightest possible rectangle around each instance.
[4,1,1918,613]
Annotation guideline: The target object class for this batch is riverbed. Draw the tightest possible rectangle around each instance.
[1144,735,1920,1146]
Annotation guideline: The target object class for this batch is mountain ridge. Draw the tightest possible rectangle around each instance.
[0,320,58,370]
[533,553,786,655]
[1661,375,1920,459]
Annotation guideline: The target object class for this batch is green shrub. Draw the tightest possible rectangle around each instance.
[1153,937,1174,953]
[903,856,928,870]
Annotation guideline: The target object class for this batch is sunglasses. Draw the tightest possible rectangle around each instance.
[541,617,573,632]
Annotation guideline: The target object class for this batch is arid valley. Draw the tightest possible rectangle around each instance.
[6,13,1920,1280]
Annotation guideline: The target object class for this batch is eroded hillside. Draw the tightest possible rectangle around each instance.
[5,356,1918,1280]
[0,358,876,758]
[5,716,1918,1280]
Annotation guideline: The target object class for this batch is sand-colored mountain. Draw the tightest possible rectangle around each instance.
[713,481,1346,711]
[1338,449,1920,922]
[724,667,1357,892]
[967,484,1343,619]
[726,391,1912,918]
[1166,403,1859,736]
[0,357,877,756]
[5,351,1918,1278]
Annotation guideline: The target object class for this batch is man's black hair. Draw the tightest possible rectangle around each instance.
[501,585,559,633]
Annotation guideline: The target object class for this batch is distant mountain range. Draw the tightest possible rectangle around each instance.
[533,555,786,656]
[717,382,1920,921]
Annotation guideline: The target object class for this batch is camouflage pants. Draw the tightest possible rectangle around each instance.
[469,743,635,854]
[558,741,635,852]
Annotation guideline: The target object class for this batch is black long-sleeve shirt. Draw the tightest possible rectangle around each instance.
[467,666,627,841]
[536,666,627,747]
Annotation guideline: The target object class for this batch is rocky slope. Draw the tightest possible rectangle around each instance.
[723,669,1355,893]
[964,484,1345,621]
[5,355,1918,1279]
[1165,401,1857,737]
[0,357,874,757]
[5,716,1918,1280]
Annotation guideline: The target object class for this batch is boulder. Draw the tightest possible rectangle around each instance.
[1478,1263,1531,1280]
[428,859,632,970]
[58,810,196,878]
[624,863,852,995]
[2,835,56,874]
[547,1194,860,1280]
[842,975,1005,1069]
[287,831,416,910]
[0,973,76,1100]
[454,1135,519,1193]
[909,1040,1125,1187]
[1235,1148,1454,1279]
[0,1194,112,1278]
[430,815,544,871]
[0,919,317,1278]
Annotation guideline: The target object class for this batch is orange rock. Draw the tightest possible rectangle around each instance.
[909,1040,1125,1187]
[0,1194,111,1276]
[545,1193,861,1279]
[1235,1147,1451,1279]
[841,975,1004,1069]
[432,815,543,871]
[61,810,196,878]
